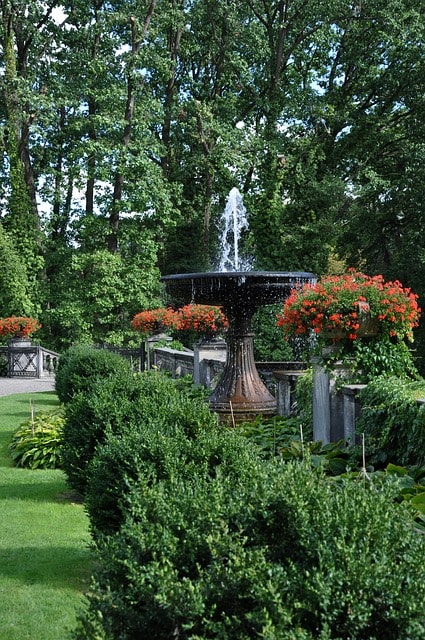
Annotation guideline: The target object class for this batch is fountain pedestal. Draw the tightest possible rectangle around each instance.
[208,306,276,421]
[162,271,316,423]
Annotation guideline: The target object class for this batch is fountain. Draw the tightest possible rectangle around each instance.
[162,191,316,423]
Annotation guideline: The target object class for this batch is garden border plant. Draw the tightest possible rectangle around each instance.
[9,405,65,469]
[74,459,425,640]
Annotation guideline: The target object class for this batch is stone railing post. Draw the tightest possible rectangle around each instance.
[312,357,331,443]
[193,338,227,386]
[341,384,366,445]
[273,368,307,417]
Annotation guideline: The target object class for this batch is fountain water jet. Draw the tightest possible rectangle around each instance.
[218,187,249,271]
[163,189,316,422]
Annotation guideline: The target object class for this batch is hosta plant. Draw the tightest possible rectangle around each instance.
[9,407,65,469]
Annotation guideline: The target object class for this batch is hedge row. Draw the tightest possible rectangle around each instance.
[55,346,425,639]
[75,463,425,639]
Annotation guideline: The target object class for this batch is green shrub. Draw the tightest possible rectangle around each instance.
[252,303,295,361]
[85,421,255,537]
[358,375,425,467]
[61,367,144,495]
[74,462,425,639]
[9,407,65,469]
[55,344,131,403]
[62,369,217,496]
[351,337,419,382]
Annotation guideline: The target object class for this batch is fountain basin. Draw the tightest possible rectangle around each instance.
[162,271,316,423]
[161,271,315,309]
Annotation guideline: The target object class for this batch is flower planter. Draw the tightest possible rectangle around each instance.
[277,271,420,345]
[8,336,32,347]
[321,315,379,343]
[356,316,379,338]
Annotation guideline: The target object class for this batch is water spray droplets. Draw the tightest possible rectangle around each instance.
[218,187,249,272]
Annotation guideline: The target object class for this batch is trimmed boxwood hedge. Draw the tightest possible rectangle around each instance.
[62,368,218,496]
[85,420,258,537]
[59,363,425,639]
[55,344,131,404]
[75,461,425,639]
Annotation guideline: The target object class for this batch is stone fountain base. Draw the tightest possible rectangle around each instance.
[208,329,276,423]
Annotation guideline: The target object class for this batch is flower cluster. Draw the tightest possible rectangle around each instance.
[131,308,177,335]
[174,304,228,335]
[277,270,421,343]
[131,305,228,336]
[0,316,41,338]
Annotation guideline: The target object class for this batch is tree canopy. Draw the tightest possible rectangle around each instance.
[0,0,423,354]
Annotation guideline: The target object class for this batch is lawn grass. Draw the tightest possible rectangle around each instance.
[0,392,93,640]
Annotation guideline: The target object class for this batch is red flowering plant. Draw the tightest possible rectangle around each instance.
[0,316,41,338]
[131,304,228,348]
[131,308,177,336]
[175,304,228,337]
[276,271,421,380]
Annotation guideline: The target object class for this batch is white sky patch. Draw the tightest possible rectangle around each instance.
[51,5,68,23]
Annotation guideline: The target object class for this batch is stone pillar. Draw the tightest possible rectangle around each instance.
[193,338,227,386]
[312,357,331,443]
[274,369,307,417]
[342,384,366,445]
[328,361,347,442]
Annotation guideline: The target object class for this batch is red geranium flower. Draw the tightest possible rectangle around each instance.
[0,316,41,338]
[277,270,421,344]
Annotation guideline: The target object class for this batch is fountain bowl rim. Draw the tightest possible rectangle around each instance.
[161,270,316,281]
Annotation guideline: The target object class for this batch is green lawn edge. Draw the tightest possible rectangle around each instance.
[0,392,93,640]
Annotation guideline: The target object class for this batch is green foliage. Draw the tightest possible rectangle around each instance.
[366,464,425,534]
[85,418,252,538]
[74,461,425,639]
[350,337,419,382]
[61,369,217,498]
[61,366,143,496]
[236,414,352,475]
[8,407,65,470]
[252,303,295,362]
[46,249,163,349]
[235,414,304,457]
[55,344,132,404]
[358,375,425,467]
[0,223,34,318]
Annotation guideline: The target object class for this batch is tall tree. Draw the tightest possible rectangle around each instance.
[0,0,51,312]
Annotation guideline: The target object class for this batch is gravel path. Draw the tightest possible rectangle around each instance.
[0,377,56,397]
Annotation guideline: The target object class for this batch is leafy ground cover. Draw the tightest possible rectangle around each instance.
[0,392,93,640]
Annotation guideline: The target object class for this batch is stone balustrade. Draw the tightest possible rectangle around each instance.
[0,343,60,378]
